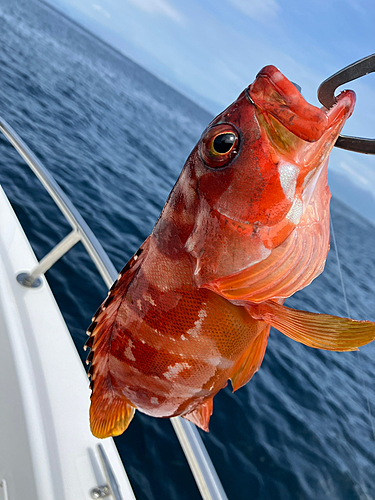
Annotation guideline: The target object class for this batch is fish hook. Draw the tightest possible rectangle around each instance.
[318,54,375,154]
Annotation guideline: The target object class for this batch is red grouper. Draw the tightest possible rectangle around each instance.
[85,65,375,438]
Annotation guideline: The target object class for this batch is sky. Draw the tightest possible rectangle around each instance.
[47,0,375,219]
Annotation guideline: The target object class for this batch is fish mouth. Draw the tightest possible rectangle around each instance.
[322,89,356,137]
[248,65,356,144]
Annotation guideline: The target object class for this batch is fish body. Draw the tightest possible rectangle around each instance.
[87,66,375,438]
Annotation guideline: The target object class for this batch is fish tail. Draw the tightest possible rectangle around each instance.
[249,301,375,351]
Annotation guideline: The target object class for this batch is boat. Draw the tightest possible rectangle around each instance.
[0,117,228,500]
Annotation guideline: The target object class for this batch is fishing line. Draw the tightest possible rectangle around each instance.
[330,218,350,317]
[330,216,375,442]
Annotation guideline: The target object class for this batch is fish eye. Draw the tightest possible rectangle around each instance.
[200,123,239,169]
[212,133,236,154]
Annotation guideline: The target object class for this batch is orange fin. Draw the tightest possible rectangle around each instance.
[182,398,213,432]
[90,388,136,438]
[87,272,138,439]
[86,240,150,438]
[230,324,270,392]
[249,301,375,352]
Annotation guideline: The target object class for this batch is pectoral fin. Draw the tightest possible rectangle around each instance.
[182,398,213,432]
[249,301,375,352]
[230,324,271,391]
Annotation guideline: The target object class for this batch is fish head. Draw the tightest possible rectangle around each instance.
[157,66,355,289]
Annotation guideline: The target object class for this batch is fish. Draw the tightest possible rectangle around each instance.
[85,65,375,438]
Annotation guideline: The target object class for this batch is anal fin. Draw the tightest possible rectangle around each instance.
[182,398,213,432]
[230,324,270,392]
[249,301,375,351]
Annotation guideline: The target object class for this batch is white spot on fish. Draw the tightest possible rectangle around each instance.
[150,397,159,405]
[206,356,220,367]
[144,293,156,306]
[181,334,186,340]
[134,255,138,261]
[286,197,303,225]
[124,339,136,361]
[137,299,142,311]
[206,357,233,369]
[163,362,191,381]
[185,236,196,254]
[186,306,207,337]
[279,163,299,202]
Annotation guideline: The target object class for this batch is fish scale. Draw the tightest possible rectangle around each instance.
[86,65,375,438]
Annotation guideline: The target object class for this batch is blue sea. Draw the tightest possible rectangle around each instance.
[1,1,375,499]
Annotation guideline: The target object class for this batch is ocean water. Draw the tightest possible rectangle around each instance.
[1,1,375,499]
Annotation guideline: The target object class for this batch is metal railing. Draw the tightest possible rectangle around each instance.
[0,117,228,500]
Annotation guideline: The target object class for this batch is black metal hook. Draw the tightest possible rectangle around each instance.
[318,54,375,154]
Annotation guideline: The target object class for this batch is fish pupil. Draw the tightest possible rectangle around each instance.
[213,133,235,154]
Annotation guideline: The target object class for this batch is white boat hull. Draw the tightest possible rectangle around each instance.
[0,185,135,500]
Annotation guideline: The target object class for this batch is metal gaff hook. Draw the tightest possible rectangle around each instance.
[318,54,375,154]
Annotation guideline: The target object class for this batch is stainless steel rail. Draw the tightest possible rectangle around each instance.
[0,117,228,500]
[0,118,117,289]
[97,444,123,500]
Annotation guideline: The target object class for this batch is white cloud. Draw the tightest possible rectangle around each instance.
[125,0,183,23]
[227,0,280,21]
[91,4,111,19]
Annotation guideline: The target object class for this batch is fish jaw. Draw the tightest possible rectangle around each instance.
[248,65,355,144]
[246,65,356,204]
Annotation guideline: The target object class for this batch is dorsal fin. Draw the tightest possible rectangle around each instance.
[86,238,150,437]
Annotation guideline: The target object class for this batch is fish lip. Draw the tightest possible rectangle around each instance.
[323,89,356,130]
[248,66,356,143]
